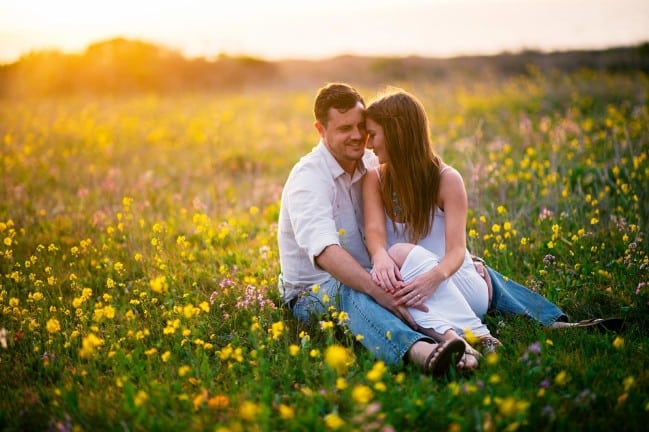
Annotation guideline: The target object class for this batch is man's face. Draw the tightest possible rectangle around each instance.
[316,102,367,172]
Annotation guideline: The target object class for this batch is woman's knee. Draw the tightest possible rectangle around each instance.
[387,242,415,266]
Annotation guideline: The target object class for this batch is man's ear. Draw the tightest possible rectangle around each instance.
[314,120,325,137]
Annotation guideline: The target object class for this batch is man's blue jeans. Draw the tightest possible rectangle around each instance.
[487,266,567,326]
[290,267,566,364]
[291,278,431,365]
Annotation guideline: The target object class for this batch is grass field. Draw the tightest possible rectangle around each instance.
[1,69,648,431]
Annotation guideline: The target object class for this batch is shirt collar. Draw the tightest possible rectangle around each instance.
[317,140,368,180]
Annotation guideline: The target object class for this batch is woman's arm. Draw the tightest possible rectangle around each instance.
[434,166,470,277]
[362,167,403,291]
[393,167,469,307]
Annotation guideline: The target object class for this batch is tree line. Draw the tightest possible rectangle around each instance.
[0,38,278,97]
[1,37,647,98]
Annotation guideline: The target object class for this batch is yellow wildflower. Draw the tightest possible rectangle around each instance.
[324,412,345,430]
[613,336,625,349]
[46,318,61,334]
[352,385,374,404]
[270,321,284,340]
[495,396,530,418]
[554,370,570,386]
[103,305,115,319]
[366,361,386,382]
[150,276,168,294]
[79,333,104,358]
[464,328,478,345]
[134,390,149,407]
[239,401,260,421]
[324,344,351,374]
[278,404,294,420]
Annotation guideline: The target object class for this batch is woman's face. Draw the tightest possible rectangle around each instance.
[365,118,389,164]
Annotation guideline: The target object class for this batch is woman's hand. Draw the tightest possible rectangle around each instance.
[371,249,404,293]
[392,272,440,308]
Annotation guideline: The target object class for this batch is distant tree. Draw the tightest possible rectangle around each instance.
[0,37,278,97]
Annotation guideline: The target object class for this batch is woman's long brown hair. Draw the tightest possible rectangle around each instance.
[365,90,443,243]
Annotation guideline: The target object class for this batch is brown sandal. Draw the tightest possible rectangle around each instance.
[479,335,502,354]
[458,345,482,370]
[423,339,465,376]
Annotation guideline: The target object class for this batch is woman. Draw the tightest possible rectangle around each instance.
[362,89,501,368]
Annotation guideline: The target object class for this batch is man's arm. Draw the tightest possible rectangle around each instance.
[315,244,419,328]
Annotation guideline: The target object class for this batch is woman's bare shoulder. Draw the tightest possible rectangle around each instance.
[438,164,466,196]
[439,164,463,180]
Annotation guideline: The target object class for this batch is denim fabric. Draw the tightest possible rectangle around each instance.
[291,277,431,365]
[487,266,567,326]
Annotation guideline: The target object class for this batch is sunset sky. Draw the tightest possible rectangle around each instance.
[1,0,648,63]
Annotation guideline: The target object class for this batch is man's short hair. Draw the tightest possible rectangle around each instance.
[313,83,365,125]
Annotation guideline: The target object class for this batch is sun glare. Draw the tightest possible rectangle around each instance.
[0,0,648,62]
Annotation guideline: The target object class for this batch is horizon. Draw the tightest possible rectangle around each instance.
[3,35,647,66]
[1,0,648,64]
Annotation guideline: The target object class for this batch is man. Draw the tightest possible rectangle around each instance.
[277,82,465,375]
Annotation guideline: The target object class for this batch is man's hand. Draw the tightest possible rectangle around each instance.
[472,258,493,303]
[370,285,426,329]
[315,244,425,329]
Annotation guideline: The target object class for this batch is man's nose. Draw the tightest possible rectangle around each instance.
[351,127,364,141]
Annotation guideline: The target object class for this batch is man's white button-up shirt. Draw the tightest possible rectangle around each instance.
[278,141,378,302]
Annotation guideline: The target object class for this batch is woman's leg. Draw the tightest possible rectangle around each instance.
[386,242,416,268]
[396,244,495,343]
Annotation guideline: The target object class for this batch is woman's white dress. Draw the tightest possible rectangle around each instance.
[377,168,491,337]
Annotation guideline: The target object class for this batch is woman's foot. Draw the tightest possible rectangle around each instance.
[408,339,465,376]
[457,345,481,370]
[479,335,502,354]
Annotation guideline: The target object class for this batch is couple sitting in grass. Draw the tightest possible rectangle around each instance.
[277,82,616,376]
